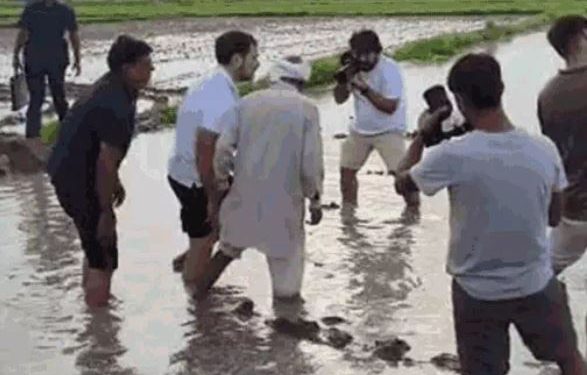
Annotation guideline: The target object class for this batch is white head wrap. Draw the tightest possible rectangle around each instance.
[268,57,312,83]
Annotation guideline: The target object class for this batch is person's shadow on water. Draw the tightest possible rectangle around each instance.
[74,302,135,375]
[338,205,421,306]
[169,287,316,375]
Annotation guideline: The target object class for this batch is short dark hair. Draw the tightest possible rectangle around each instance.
[107,35,153,73]
[448,53,504,110]
[215,30,257,65]
[547,15,587,58]
[349,29,382,54]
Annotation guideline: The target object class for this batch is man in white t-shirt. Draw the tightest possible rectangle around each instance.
[167,30,259,283]
[334,29,418,208]
[395,54,586,374]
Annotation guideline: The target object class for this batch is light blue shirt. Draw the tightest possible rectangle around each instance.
[411,129,567,300]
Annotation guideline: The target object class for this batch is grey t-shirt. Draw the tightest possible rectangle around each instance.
[411,129,567,301]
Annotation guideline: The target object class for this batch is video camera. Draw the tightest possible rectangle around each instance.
[420,85,473,147]
[333,51,360,85]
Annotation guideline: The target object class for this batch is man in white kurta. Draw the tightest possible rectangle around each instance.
[202,57,324,299]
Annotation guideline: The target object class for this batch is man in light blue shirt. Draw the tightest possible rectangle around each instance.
[395,53,585,375]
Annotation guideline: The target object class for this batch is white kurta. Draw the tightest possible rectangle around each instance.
[214,83,324,259]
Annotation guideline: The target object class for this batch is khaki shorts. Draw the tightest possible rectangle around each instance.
[340,131,406,173]
[550,217,587,274]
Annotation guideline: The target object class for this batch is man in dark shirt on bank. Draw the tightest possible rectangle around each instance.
[47,35,154,308]
[12,0,81,152]
[539,15,587,275]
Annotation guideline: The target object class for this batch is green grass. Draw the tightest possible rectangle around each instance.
[41,120,60,145]
[392,14,554,63]
[160,106,177,125]
[1,1,586,26]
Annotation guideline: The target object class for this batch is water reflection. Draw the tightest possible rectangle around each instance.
[339,205,421,306]
[18,175,81,289]
[75,303,134,375]
[169,286,315,375]
[9,175,83,350]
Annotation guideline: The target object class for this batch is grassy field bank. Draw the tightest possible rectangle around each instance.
[1,0,585,26]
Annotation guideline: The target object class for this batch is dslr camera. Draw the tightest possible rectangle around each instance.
[420,85,473,147]
[333,51,360,85]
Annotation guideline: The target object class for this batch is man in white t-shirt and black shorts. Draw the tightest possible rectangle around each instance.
[167,30,259,283]
[395,53,586,374]
[334,29,418,209]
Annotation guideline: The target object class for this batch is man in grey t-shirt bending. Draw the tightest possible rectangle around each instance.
[395,54,585,374]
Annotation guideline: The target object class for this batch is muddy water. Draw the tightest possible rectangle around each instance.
[1,32,586,375]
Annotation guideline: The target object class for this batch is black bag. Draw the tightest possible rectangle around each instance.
[10,72,29,111]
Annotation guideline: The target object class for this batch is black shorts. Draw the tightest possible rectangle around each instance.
[53,183,118,271]
[452,278,579,375]
[168,176,211,238]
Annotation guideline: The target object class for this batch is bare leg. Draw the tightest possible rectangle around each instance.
[340,168,358,207]
[84,266,113,308]
[193,251,234,299]
[182,235,215,283]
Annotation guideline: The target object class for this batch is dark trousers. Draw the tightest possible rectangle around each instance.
[452,278,579,375]
[25,64,68,138]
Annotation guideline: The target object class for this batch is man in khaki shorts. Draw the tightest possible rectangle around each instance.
[334,29,418,208]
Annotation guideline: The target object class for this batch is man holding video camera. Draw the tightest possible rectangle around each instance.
[394,53,585,374]
[334,29,418,208]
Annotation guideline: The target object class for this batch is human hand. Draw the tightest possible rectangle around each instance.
[350,75,369,93]
[12,55,22,73]
[418,106,451,143]
[113,183,126,208]
[72,59,81,76]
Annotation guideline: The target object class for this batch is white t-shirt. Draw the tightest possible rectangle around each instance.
[168,68,239,188]
[410,129,568,301]
[351,56,406,135]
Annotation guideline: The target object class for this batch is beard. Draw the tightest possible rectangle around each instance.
[358,60,377,72]
[237,65,256,82]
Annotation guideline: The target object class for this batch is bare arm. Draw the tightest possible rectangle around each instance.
[549,191,562,227]
[196,128,220,198]
[214,119,238,192]
[69,30,81,74]
[95,143,124,212]
[394,134,425,196]
[361,87,399,115]
[13,28,27,69]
